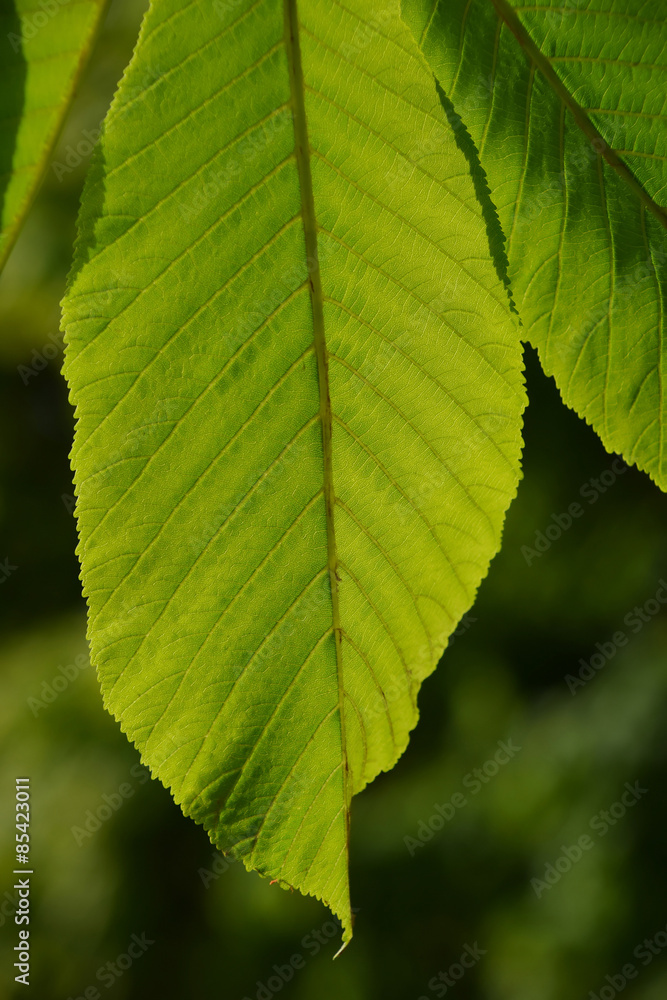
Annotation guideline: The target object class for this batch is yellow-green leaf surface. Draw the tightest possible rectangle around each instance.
[404,0,667,487]
[62,0,525,941]
[0,0,109,270]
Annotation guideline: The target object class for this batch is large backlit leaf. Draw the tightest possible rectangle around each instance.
[0,0,109,269]
[62,0,525,941]
[404,0,667,487]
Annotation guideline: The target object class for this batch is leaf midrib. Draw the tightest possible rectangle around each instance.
[283,0,350,861]
[486,0,667,231]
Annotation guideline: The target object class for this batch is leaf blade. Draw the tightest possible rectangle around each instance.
[62,0,525,940]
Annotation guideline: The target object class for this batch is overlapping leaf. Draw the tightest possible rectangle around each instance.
[0,0,109,269]
[62,0,525,940]
[404,0,667,487]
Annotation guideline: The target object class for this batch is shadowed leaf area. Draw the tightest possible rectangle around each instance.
[404,0,667,487]
[0,0,109,270]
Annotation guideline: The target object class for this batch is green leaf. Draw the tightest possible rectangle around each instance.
[0,0,109,270]
[62,0,525,941]
[403,0,667,487]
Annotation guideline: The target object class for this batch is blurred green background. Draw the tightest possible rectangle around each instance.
[1,2,667,998]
